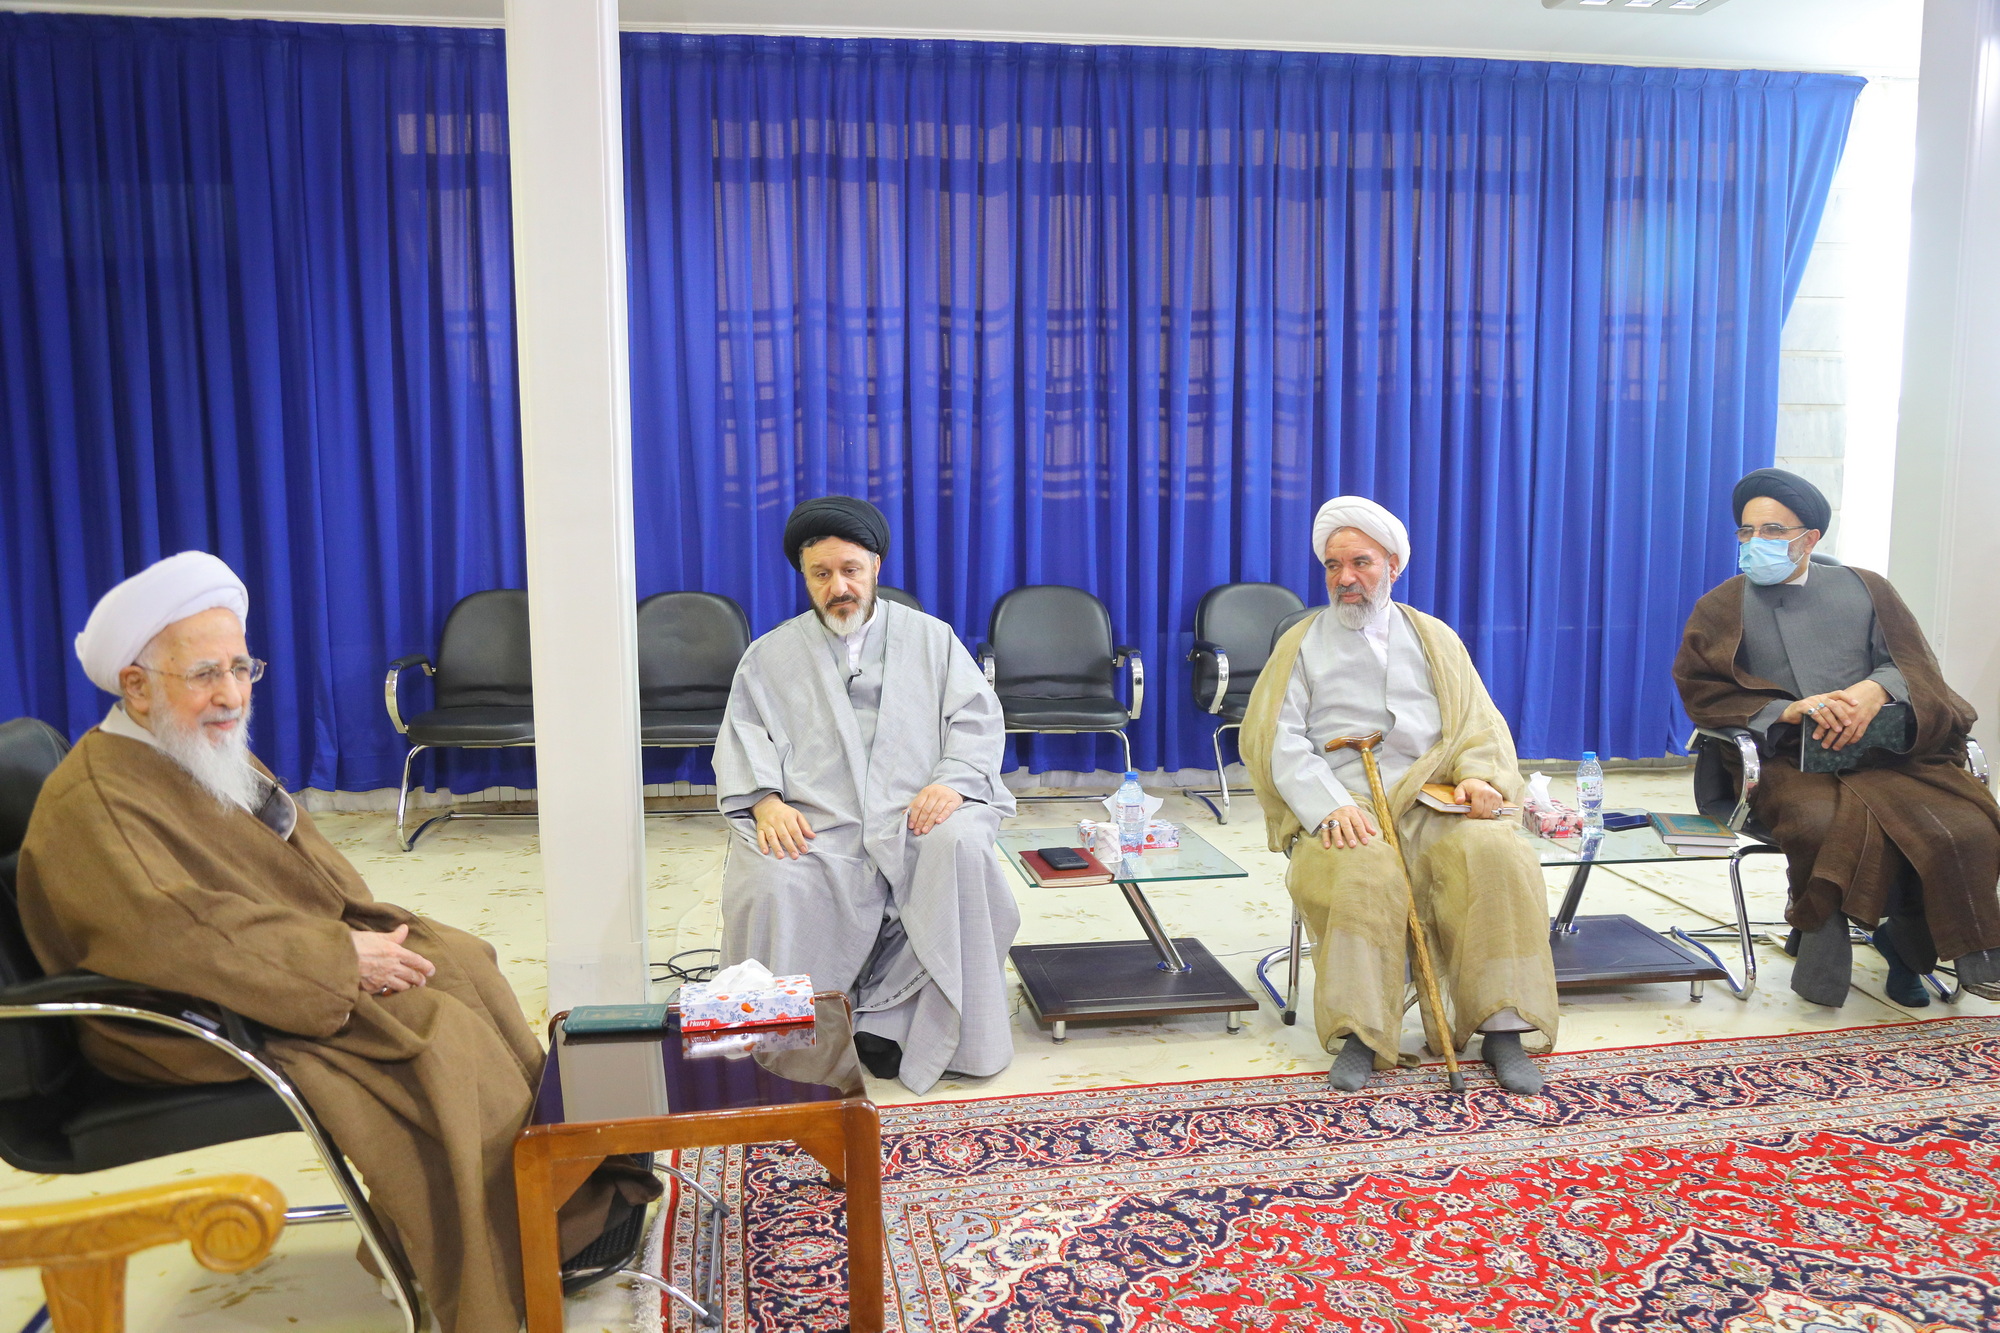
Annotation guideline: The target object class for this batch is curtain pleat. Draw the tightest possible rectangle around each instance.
[0,19,1860,788]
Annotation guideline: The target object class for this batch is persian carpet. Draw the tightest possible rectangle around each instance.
[661,1018,2000,1331]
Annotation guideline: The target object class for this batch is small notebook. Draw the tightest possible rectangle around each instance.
[1417,783,1521,816]
[1020,847,1116,886]
[562,1003,673,1036]
[1800,702,1912,775]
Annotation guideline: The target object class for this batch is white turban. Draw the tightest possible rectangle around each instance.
[1310,496,1411,574]
[74,552,249,694]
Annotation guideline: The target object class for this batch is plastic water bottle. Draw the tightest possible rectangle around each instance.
[1576,752,1605,831]
[1115,771,1149,854]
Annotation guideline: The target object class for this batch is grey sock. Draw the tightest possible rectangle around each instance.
[1886,912,1938,976]
[1955,947,2000,997]
[1481,1030,1544,1095]
[1790,912,1853,1007]
[1326,1033,1376,1093]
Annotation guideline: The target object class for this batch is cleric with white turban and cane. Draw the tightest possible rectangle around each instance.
[20,551,659,1333]
[1240,498,1560,1094]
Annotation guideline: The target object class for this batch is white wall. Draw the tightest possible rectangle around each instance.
[1775,76,1919,571]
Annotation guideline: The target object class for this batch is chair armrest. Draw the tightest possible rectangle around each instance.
[1187,640,1230,714]
[384,655,434,735]
[974,642,996,688]
[0,972,267,1051]
[1113,646,1144,722]
[1967,737,1990,791]
[1687,726,1760,832]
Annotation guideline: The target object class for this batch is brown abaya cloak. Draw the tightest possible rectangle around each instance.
[1675,570,2000,961]
[15,728,640,1333]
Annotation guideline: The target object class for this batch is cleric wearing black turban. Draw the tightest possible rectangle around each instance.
[783,495,891,571]
[1675,467,2000,1010]
[710,495,1021,1094]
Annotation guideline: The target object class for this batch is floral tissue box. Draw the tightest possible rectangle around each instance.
[677,974,815,1031]
[1077,819,1181,852]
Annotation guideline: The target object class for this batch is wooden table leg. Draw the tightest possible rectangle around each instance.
[513,1138,567,1333]
[841,1101,885,1333]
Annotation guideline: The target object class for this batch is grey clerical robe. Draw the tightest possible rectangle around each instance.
[1738,563,1910,749]
[1243,606,1559,1067]
[16,720,649,1333]
[715,598,1020,1095]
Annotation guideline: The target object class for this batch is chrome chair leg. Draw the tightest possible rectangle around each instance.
[1116,729,1134,774]
[395,745,427,853]
[1254,910,1310,1026]
[1210,725,1231,824]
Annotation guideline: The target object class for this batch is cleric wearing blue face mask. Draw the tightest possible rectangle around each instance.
[1674,468,2000,1012]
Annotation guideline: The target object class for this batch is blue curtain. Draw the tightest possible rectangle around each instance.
[624,37,1861,772]
[0,14,526,793]
[1,17,1861,789]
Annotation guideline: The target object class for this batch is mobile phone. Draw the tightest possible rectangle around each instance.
[1037,846,1090,871]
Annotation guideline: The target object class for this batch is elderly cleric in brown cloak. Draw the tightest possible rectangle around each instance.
[1675,469,2000,1008]
[15,552,655,1333]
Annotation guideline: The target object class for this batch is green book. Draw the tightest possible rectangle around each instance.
[1800,703,1912,775]
[1649,812,1735,843]
[562,1003,672,1036]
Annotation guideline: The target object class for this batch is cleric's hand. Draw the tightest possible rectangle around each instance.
[1822,679,1889,750]
[1454,778,1504,819]
[353,924,434,995]
[752,793,816,858]
[906,784,964,835]
[1318,803,1378,850]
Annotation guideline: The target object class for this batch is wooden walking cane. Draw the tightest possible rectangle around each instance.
[1324,731,1466,1094]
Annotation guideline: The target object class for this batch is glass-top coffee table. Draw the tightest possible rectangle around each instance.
[997,825,1260,1041]
[1531,810,1764,999]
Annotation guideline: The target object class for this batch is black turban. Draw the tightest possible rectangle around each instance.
[1732,468,1830,535]
[783,495,890,570]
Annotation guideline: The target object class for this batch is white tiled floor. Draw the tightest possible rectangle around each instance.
[0,769,1983,1330]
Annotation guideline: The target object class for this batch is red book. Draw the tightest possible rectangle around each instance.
[1019,847,1117,886]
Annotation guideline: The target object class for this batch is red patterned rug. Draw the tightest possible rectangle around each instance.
[661,1018,2000,1331]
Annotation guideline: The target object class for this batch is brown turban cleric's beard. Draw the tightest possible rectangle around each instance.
[149,692,264,813]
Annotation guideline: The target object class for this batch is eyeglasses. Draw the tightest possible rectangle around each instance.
[1734,524,1809,543]
[137,659,266,691]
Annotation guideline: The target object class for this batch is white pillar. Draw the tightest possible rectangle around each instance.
[505,0,649,1010]
[1889,0,2000,754]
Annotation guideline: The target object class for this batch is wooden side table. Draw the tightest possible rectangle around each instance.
[514,992,882,1332]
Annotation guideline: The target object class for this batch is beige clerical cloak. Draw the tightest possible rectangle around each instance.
[16,728,630,1333]
[1241,607,1559,1068]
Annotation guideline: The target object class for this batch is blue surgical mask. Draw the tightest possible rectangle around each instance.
[1738,537,1801,586]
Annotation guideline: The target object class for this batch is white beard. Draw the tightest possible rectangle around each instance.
[816,594,874,638]
[150,700,264,813]
[1332,577,1394,631]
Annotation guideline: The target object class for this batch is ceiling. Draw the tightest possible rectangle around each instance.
[0,0,1926,76]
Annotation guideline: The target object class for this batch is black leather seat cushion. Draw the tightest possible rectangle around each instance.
[640,709,726,744]
[998,696,1130,730]
[1212,691,1252,725]
[58,1068,300,1174]
[404,707,536,746]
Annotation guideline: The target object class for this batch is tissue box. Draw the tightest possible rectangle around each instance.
[683,1022,818,1059]
[1076,819,1180,852]
[677,974,815,1031]
[1525,801,1582,838]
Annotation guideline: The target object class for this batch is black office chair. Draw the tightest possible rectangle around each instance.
[1186,583,1305,823]
[638,592,750,811]
[386,589,535,850]
[875,585,923,613]
[975,586,1143,776]
[1271,606,1315,647]
[0,718,423,1333]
